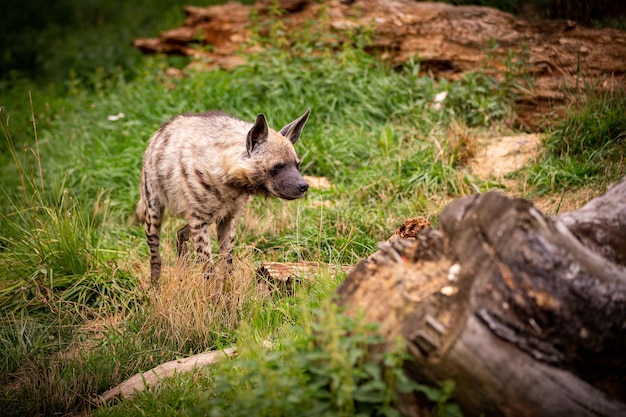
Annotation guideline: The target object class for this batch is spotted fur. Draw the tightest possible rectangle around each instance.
[136,109,311,286]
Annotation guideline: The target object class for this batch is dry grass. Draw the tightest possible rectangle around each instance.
[139,242,258,350]
[240,198,300,238]
[446,120,479,167]
[531,185,607,216]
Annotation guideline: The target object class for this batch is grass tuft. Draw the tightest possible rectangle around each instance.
[517,88,626,194]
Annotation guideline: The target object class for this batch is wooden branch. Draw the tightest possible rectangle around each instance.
[257,261,353,293]
[99,347,237,404]
[255,217,430,288]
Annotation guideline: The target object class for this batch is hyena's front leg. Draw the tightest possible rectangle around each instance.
[187,213,214,274]
[216,197,248,272]
[176,224,191,259]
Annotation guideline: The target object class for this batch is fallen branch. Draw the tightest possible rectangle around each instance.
[133,0,626,130]
[99,347,237,404]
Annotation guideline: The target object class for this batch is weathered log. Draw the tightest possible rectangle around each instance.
[99,347,237,404]
[335,179,626,416]
[257,261,353,293]
[133,0,626,129]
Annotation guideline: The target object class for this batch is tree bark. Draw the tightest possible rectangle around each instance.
[335,179,626,416]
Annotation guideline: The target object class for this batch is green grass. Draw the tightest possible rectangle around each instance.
[0,1,622,416]
[0,46,492,415]
[516,88,626,194]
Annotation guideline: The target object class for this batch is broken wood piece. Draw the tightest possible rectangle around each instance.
[256,261,353,292]
[99,347,237,404]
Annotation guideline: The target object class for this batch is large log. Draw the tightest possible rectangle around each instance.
[335,179,626,416]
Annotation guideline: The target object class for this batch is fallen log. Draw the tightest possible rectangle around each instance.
[255,218,431,289]
[99,347,237,404]
[133,0,626,130]
[335,180,626,416]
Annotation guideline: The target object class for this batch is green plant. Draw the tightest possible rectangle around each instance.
[98,304,463,417]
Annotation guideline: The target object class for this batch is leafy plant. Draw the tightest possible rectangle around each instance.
[98,304,462,417]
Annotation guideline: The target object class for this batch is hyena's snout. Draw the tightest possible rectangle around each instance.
[270,168,309,200]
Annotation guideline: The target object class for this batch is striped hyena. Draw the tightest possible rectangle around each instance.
[136,109,311,287]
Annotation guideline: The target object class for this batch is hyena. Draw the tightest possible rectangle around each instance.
[136,109,311,287]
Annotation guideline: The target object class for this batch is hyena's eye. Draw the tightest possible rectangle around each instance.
[271,163,285,176]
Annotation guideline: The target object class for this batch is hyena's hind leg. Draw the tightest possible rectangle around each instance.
[144,200,165,288]
[187,213,214,275]
[176,224,191,259]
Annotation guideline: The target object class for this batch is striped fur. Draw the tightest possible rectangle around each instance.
[137,109,311,286]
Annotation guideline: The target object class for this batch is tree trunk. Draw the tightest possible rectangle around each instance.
[335,180,626,416]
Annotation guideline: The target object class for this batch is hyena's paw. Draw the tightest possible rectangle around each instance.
[201,260,217,279]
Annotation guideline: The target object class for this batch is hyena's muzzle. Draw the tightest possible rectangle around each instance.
[266,165,309,200]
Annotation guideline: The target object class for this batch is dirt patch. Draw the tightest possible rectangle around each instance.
[469,133,542,184]
[468,133,608,215]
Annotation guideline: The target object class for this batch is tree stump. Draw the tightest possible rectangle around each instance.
[335,180,626,416]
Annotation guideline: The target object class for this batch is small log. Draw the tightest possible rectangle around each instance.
[257,261,353,293]
[335,179,626,416]
[99,347,237,404]
[255,217,430,290]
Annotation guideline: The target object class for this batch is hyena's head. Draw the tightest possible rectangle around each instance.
[246,109,310,200]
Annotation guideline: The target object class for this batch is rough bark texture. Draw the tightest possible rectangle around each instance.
[335,179,626,416]
[133,0,626,129]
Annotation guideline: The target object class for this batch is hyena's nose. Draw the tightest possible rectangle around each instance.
[298,182,309,193]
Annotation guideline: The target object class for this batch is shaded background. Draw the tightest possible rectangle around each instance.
[1,0,624,89]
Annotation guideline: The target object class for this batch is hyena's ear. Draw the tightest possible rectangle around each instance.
[247,113,269,155]
[279,108,311,144]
